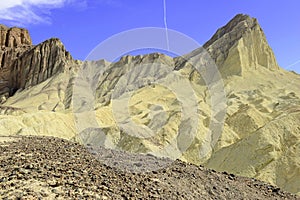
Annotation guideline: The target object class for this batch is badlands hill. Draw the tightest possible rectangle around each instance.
[0,14,299,196]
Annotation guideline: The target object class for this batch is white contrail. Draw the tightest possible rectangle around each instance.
[287,59,300,69]
[163,0,170,50]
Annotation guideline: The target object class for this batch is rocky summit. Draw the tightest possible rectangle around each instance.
[203,14,279,76]
[0,14,299,198]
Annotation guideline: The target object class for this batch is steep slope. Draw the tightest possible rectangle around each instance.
[0,25,75,104]
[187,14,279,78]
[9,38,73,95]
[0,14,299,195]
[0,25,32,100]
[206,111,300,195]
[204,66,300,195]
[0,27,78,138]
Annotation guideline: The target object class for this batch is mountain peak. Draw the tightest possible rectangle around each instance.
[203,14,279,77]
[204,14,257,48]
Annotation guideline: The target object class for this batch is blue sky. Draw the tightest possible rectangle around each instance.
[0,0,299,72]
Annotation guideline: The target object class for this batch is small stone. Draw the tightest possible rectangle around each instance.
[51,188,60,194]
[133,163,142,167]
[48,180,60,187]
[272,188,280,193]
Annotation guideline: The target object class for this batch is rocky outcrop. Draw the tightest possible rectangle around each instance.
[0,25,32,99]
[0,47,30,98]
[0,25,74,99]
[0,25,32,48]
[202,14,279,77]
[9,38,73,95]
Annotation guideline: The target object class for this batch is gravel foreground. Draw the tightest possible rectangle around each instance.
[0,136,299,200]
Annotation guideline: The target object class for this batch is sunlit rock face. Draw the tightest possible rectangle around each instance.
[203,14,279,77]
